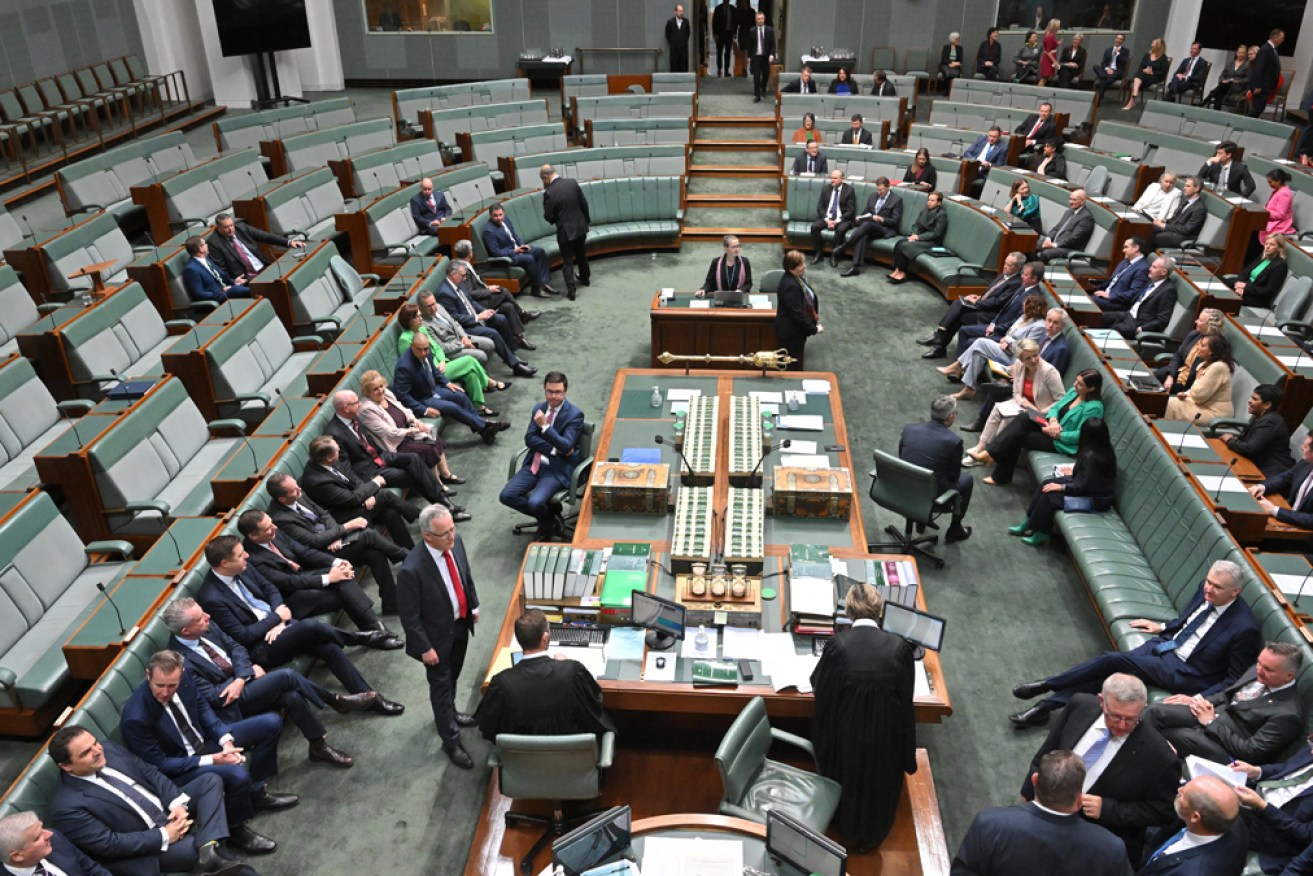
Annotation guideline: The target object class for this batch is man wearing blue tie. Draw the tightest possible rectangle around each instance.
[409,178,452,236]
[481,205,552,297]
[1137,777,1246,875]
[393,333,510,445]
[1092,237,1152,310]
[181,237,252,304]
[964,126,1008,198]
[810,170,856,268]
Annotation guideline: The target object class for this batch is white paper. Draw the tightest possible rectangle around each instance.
[1250,324,1287,338]
[720,626,762,661]
[666,388,702,401]
[785,454,832,469]
[1086,329,1132,350]
[1186,754,1247,787]
[1199,281,1231,292]
[759,402,780,416]
[996,400,1022,417]
[689,299,712,309]
[659,287,674,298]
[548,646,607,678]
[784,390,808,407]
[750,391,784,403]
[781,440,818,454]
[643,650,677,681]
[642,837,744,876]
[914,660,931,697]
[801,379,831,394]
[680,626,719,658]
[1161,432,1210,449]
[1276,354,1313,368]
[768,654,819,693]
[1271,572,1313,600]
[1194,475,1247,494]
[604,627,646,662]
[778,414,824,431]
[669,400,689,415]
[790,575,835,617]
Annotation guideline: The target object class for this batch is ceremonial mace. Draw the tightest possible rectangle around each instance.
[657,349,797,375]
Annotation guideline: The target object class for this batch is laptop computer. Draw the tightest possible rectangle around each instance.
[713,287,745,307]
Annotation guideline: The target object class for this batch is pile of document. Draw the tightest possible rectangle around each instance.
[523,544,610,600]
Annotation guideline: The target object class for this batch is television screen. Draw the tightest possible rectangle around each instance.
[1195,1,1300,56]
[212,0,312,58]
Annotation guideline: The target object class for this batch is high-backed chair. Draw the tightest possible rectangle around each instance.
[714,696,841,832]
[866,448,961,569]
[0,356,93,492]
[505,421,596,537]
[490,731,616,875]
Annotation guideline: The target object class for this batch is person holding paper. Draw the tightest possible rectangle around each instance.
[838,177,903,277]
[1163,334,1235,422]
[474,609,615,742]
[962,336,1064,463]
[1250,434,1313,531]
[1218,385,1295,478]
[809,583,916,853]
[695,235,753,298]
[1232,730,1313,874]
[1136,777,1246,875]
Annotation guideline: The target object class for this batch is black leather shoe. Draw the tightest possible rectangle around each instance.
[196,843,245,875]
[478,407,499,418]
[1012,680,1049,699]
[443,741,474,769]
[567,289,577,300]
[228,823,277,855]
[512,363,537,378]
[946,374,963,384]
[455,711,477,728]
[916,334,944,347]
[371,695,405,716]
[522,310,542,321]
[754,96,762,103]
[250,788,299,811]
[889,276,907,285]
[1009,705,1052,729]
[351,629,402,650]
[542,284,561,295]
[960,421,984,433]
[921,347,947,359]
[530,289,548,298]
[517,337,537,351]
[579,278,590,287]
[810,253,824,265]
[841,266,860,277]
[946,525,972,543]
[829,256,839,268]
[308,738,354,768]
[330,691,376,713]
[480,419,512,444]
[444,474,468,485]
[451,509,472,522]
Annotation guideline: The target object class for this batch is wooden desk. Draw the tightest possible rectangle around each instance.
[62,575,177,680]
[649,291,779,368]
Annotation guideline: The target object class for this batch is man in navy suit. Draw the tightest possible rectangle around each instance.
[181,237,251,305]
[790,141,828,176]
[1138,777,1246,875]
[1093,237,1151,311]
[747,11,776,102]
[898,395,972,543]
[964,126,1008,198]
[1100,256,1178,339]
[47,725,243,876]
[953,261,1044,354]
[499,371,584,540]
[120,651,290,856]
[196,535,404,717]
[839,176,903,277]
[480,205,551,297]
[1251,434,1313,539]
[1012,561,1262,728]
[1245,29,1284,118]
[1233,735,1313,873]
[918,251,1027,357]
[952,750,1132,876]
[409,177,451,236]
[393,333,508,443]
[1166,43,1209,103]
[398,504,481,769]
[540,165,591,300]
[322,391,449,505]
[163,597,362,769]
[1152,177,1207,250]
[0,811,113,876]
[1093,33,1131,101]
[436,262,537,378]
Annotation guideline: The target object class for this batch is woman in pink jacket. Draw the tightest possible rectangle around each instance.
[1261,168,1295,244]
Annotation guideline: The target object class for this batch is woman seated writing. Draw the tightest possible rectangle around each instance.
[973,368,1105,485]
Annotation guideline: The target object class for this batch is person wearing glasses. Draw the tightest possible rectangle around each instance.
[695,235,753,298]
[398,504,481,770]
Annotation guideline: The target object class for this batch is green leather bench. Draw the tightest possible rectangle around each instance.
[1251,156,1313,238]
[982,168,1124,277]
[214,97,356,152]
[393,79,530,130]
[157,149,268,234]
[0,265,58,358]
[778,72,918,96]
[344,140,447,199]
[55,132,196,221]
[572,94,695,129]
[258,167,346,241]
[947,78,1097,131]
[1138,101,1296,159]
[279,241,381,334]
[460,124,569,184]
[0,202,28,256]
[1091,121,1219,177]
[779,94,905,137]
[276,118,396,177]
[1060,145,1149,203]
[0,356,92,492]
[781,145,962,193]
[423,99,549,148]
[650,73,698,93]
[360,182,444,266]
[501,145,687,190]
[928,102,1059,140]
[35,211,143,299]
[585,117,693,147]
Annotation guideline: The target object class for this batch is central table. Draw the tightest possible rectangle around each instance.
[649,290,779,368]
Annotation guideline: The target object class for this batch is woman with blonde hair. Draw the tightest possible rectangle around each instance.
[963,338,1064,467]
[1123,38,1168,109]
[1038,19,1061,86]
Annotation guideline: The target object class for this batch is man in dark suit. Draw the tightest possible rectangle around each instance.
[839,177,903,277]
[747,10,775,102]
[1093,33,1131,101]
[898,396,972,543]
[1198,142,1257,199]
[790,140,828,176]
[0,811,114,876]
[1232,736,1313,873]
[952,261,1044,354]
[810,169,857,268]
[121,651,290,856]
[1245,29,1285,118]
[1152,177,1206,250]
[450,238,544,321]
[917,251,1026,356]
[1146,641,1304,765]
[953,750,1133,876]
[779,66,817,93]
[1092,237,1151,311]
[475,609,615,741]
[841,113,874,147]
[1251,434,1313,551]
[1014,101,1056,156]
[163,597,362,769]
[539,165,591,300]
[1037,188,1094,263]
[711,0,735,77]
[1057,33,1088,88]
[393,333,506,442]
[1022,675,1180,864]
[206,213,303,283]
[1100,256,1178,339]
[196,535,404,717]
[480,205,552,299]
[964,126,1008,198]
[1220,385,1296,478]
[1137,777,1246,875]
[180,237,250,305]
[664,4,690,71]
[398,504,480,769]
[499,371,584,540]
[323,390,450,502]
[409,177,451,236]
[1012,562,1262,728]
[236,508,401,646]
[437,262,536,377]
[298,437,424,553]
[1167,43,1209,102]
[47,726,244,876]
[870,69,896,96]
[265,471,412,614]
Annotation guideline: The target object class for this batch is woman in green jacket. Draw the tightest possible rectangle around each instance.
[975,368,1105,485]
[396,302,505,416]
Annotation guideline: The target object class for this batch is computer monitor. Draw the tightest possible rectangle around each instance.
[629,590,686,651]
[551,805,633,876]
[882,602,946,654]
[766,809,847,876]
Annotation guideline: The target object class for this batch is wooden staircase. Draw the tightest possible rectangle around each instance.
[682,112,783,241]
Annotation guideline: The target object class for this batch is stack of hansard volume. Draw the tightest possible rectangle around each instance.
[788,543,838,636]
[724,486,765,573]
[682,395,720,483]
[522,543,611,601]
[671,485,714,571]
[727,394,763,484]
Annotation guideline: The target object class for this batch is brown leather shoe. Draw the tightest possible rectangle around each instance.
[330,691,377,713]
[308,738,355,768]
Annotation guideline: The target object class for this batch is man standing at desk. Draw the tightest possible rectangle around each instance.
[499,371,584,541]
[475,610,614,740]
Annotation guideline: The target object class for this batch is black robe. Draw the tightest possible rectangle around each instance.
[474,653,616,742]
[809,624,917,850]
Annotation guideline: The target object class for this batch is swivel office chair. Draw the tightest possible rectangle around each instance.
[866,448,961,569]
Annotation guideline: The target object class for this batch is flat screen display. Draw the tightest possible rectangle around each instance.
[766,809,846,876]
[212,0,312,57]
[881,603,946,652]
[552,805,632,876]
[630,590,686,641]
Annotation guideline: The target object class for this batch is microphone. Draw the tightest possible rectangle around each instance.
[370,170,384,198]
[19,214,36,242]
[159,524,184,564]
[145,153,160,183]
[748,438,792,484]
[95,582,127,635]
[1213,457,1239,502]
[654,434,694,482]
[473,180,491,208]
[246,169,261,197]
[274,387,295,432]
[447,189,462,219]
[175,143,189,171]
[60,405,85,448]
[333,342,348,369]
[1177,412,1202,454]
[235,431,261,475]
[1124,356,1142,386]
[1294,342,1309,373]
[1292,568,1313,607]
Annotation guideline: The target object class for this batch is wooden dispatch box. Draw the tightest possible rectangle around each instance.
[772,466,854,519]
[590,461,670,514]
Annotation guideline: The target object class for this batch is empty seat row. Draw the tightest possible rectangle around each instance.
[212,96,356,152]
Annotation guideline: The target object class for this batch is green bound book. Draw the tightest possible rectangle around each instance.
[600,542,652,609]
[691,659,739,687]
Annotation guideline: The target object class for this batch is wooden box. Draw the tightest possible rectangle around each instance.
[772,467,854,519]
[590,462,670,514]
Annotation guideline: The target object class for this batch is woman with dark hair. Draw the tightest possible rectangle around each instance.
[974,368,1105,485]
[1014,30,1040,83]
[1203,45,1249,110]
[1219,384,1296,477]
[791,112,822,144]
[734,0,755,76]
[888,191,946,284]
[828,66,857,94]
[1155,308,1224,389]
[1261,170,1295,245]
[775,249,822,368]
[1123,38,1169,109]
[976,27,1002,80]
[1033,139,1067,180]
[1009,178,1042,233]
[901,147,937,191]
[1011,417,1117,546]
[1164,333,1235,421]
[1230,234,1289,308]
[809,582,916,853]
[396,301,502,416]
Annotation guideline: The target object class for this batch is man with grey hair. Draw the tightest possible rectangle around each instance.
[1138,776,1245,874]
[451,238,543,322]
[897,395,972,543]
[418,288,493,366]
[0,810,112,875]
[953,751,1132,875]
[1132,171,1182,223]
[398,504,481,769]
[478,205,554,300]
[1022,673,1179,863]
[539,164,591,300]
[436,261,537,377]
[1013,560,1262,728]
[917,251,1027,359]
[1099,255,1178,339]
[206,211,303,285]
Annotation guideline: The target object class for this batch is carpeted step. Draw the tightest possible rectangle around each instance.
[682,226,783,242]
[688,164,779,177]
[686,193,782,208]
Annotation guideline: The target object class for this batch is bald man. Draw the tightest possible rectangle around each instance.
[410,178,452,236]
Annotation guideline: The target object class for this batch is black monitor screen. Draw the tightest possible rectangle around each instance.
[552,805,632,876]
[882,603,946,652]
[212,0,312,57]
[767,809,846,876]
[629,590,686,641]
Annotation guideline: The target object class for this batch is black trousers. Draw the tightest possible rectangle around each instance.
[237,667,333,741]
[557,232,590,292]
[470,286,527,332]
[250,619,371,694]
[1145,703,1233,762]
[751,55,770,98]
[714,36,732,73]
[986,415,1057,483]
[467,323,521,369]
[844,220,896,266]
[810,218,852,256]
[892,239,933,272]
[333,529,409,611]
[377,450,443,504]
[780,334,807,370]
[285,578,380,631]
[425,626,469,742]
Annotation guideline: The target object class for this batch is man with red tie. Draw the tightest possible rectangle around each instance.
[408,177,452,236]
[498,372,585,541]
[398,504,481,769]
[1013,101,1056,162]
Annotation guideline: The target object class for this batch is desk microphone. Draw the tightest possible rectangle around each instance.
[1291,568,1313,607]
[60,405,86,448]
[234,430,261,475]
[473,180,491,208]
[245,169,261,198]
[19,213,36,242]
[175,143,190,171]
[1123,356,1144,387]
[646,555,675,577]
[369,170,384,199]
[96,582,128,635]
[653,434,693,481]
[145,153,160,184]
[158,521,184,564]
[1213,457,1239,502]
[1177,412,1202,454]
[1294,341,1311,374]
[274,387,295,432]
[748,438,792,485]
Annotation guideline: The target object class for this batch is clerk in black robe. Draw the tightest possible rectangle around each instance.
[474,609,615,741]
[809,583,917,852]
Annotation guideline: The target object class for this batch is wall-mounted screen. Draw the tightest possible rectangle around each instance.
[213,0,312,57]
